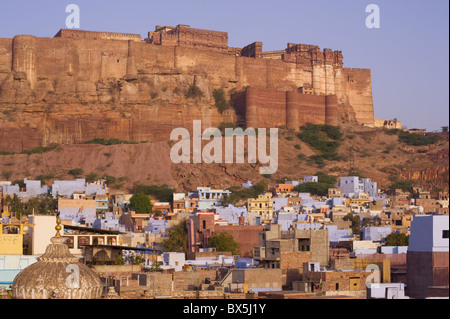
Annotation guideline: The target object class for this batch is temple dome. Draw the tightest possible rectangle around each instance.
[11,220,103,299]
[103,286,121,299]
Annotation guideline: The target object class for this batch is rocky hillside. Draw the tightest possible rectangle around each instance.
[0,122,447,193]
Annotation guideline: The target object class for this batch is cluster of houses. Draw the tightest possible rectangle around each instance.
[0,174,448,299]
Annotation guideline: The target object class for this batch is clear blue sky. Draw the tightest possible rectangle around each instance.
[1,0,448,131]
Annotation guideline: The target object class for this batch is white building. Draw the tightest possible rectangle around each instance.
[338,176,378,198]
[162,252,185,272]
[367,283,407,299]
[52,179,86,197]
[407,215,449,299]
[27,215,61,255]
[409,215,449,253]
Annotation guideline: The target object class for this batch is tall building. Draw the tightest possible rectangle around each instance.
[407,215,449,299]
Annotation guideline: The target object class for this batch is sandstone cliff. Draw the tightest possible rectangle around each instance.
[0,26,374,152]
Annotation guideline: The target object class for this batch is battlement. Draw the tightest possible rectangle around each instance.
[147,24,228,52]
[54,29,142,42]
[343,68,372,83]
[286,43,320,53]
[343,68,371,72]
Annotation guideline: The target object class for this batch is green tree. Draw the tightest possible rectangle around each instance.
[220,194,235,207]
[7,194,24,219]
[297,123,343,162]
[212,88,230,113]
[161,220,188,253]
[293,172,337,196]
[132,184,175,203]
[102,174,117,186]
[12,179,25,188]
[150,260,161,272]
[113,256,125,265]
[186,84,204,99]
[343,213,361,236]
[222,180,269,205]
[362,216,381,227]
[294,182,330,196]
[68,168,84,178]
[390,180,415,194]
[35,173,55,185]
[398,131,435,146]
[1,170,12,180]
[133,256,145,265]
[208,232,240,256]
[385,233,409,246]
[85,172,99,183]
[129,193,153,214]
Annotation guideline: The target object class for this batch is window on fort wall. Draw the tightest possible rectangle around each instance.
[443,230,449,239]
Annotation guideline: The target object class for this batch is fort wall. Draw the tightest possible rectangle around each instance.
[0,25,375,151]
[341,68,374,125]
[0,38,12,82]
[236,87,339,130]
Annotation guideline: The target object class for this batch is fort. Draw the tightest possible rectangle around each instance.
[0,24,374,152]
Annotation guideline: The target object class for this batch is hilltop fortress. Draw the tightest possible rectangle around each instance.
[0,25,374,152]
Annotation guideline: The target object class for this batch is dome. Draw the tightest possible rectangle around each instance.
[11,217,103,299]
[103,286,121,299]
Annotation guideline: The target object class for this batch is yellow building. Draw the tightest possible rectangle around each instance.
[1,202,10,218]
[0,218,34,255]
[247,192,273,222]
[346,193,371,206]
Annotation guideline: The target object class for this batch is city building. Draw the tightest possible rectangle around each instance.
[247,192,273,223]
[58,197,97,222]
[407,215,449,299]
[254,223,329,270]
[196,187,231,210]
[338,177,378,198]
[186,211,263,257]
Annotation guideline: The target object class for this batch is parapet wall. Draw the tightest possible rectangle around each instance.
[55,29,141,42]
[148,24,228,52]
